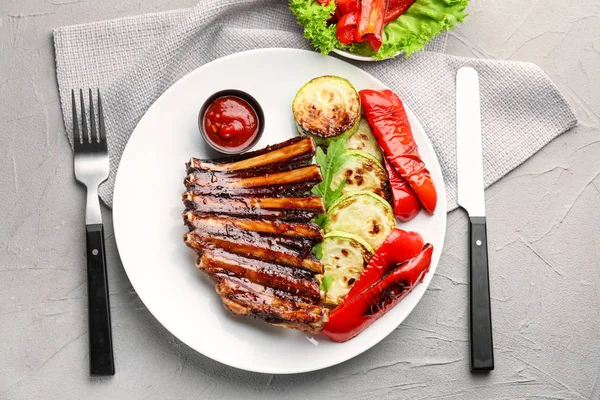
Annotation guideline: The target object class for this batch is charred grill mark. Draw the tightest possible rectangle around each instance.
[370,220,381,235]
[366,280,409,317]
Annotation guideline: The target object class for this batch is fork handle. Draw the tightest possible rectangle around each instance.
[86,223,115,376]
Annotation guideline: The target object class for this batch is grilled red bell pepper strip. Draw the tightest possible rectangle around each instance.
[384,0,416,24]
[385,160,421,222]
[355,0,387,52]
[336,12,359,45]
[333,7,343,23]
[323,243,434,342]
[359,89,438,214]
[338,0,360,15]
[346,228,424,300]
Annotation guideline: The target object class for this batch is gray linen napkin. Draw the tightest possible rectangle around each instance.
[53,0,577,210]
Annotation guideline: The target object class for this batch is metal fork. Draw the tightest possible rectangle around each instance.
[72,89,115,376]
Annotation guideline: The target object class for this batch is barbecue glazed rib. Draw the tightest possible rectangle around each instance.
[182,137,329,332]
[183,212,323,240]
[197,251,322,304]
[185,165,322,190]
[216,276,328,333]
[183,231,322,273]
[188,137,316,172]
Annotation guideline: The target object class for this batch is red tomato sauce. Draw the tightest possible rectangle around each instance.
[203,96,259,151]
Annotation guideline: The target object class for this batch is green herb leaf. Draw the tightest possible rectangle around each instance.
[311,242,323,259]
[320,275,334,293]
[312,213,329,230]
[311,134,349,209]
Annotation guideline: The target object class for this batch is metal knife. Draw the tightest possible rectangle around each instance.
[456,67,494,372]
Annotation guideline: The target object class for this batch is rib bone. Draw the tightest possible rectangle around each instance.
[189,137,316,172]
[182,193,325,221]
[183,212,323,240]
[183,231,323,274]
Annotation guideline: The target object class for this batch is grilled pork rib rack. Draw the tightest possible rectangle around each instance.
[182,137,329,333]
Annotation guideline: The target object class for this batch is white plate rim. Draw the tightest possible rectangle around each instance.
[113,48,447,374]
[332,48,402,62]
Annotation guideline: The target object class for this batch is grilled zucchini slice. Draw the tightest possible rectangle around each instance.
[316,231,374,306]
[331,150,391,201]
[345,119,384,163]
[293,75,361,139]
[326,191,396,249]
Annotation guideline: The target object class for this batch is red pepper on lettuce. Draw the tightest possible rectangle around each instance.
[290,0,469,59]
[338,0,360,15]
[384,0,416,24]
[336,12,359,45]
[355,0,387,51]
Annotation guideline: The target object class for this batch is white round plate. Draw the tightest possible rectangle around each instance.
[113,48,447,374]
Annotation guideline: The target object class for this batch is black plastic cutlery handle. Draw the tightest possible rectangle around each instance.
[469,216,494,372]
[86,223,115,376]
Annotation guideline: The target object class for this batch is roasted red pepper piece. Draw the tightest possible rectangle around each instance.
[355,0,386,52]
[384,160,422,222]
[359,89,438,214]
[346,228,424,300]
[327,8,341,24]
[336,12,359,45]
[323,244,434,342]
[333,7,343,23]
[338,0,360,15]
[384,0,416,24]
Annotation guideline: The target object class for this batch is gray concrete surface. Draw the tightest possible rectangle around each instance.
[1,1,599,399]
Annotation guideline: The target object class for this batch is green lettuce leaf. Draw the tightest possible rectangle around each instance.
[289,0,468,59]
[377,0,469,59]
[289,0,339,54]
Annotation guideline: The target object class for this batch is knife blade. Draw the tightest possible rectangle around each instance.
[456,67,494,372]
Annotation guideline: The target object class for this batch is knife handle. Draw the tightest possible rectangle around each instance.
[86,223,115,376]
[469,216,494,372]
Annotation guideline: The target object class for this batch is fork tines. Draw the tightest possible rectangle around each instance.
[71,89,107,152]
